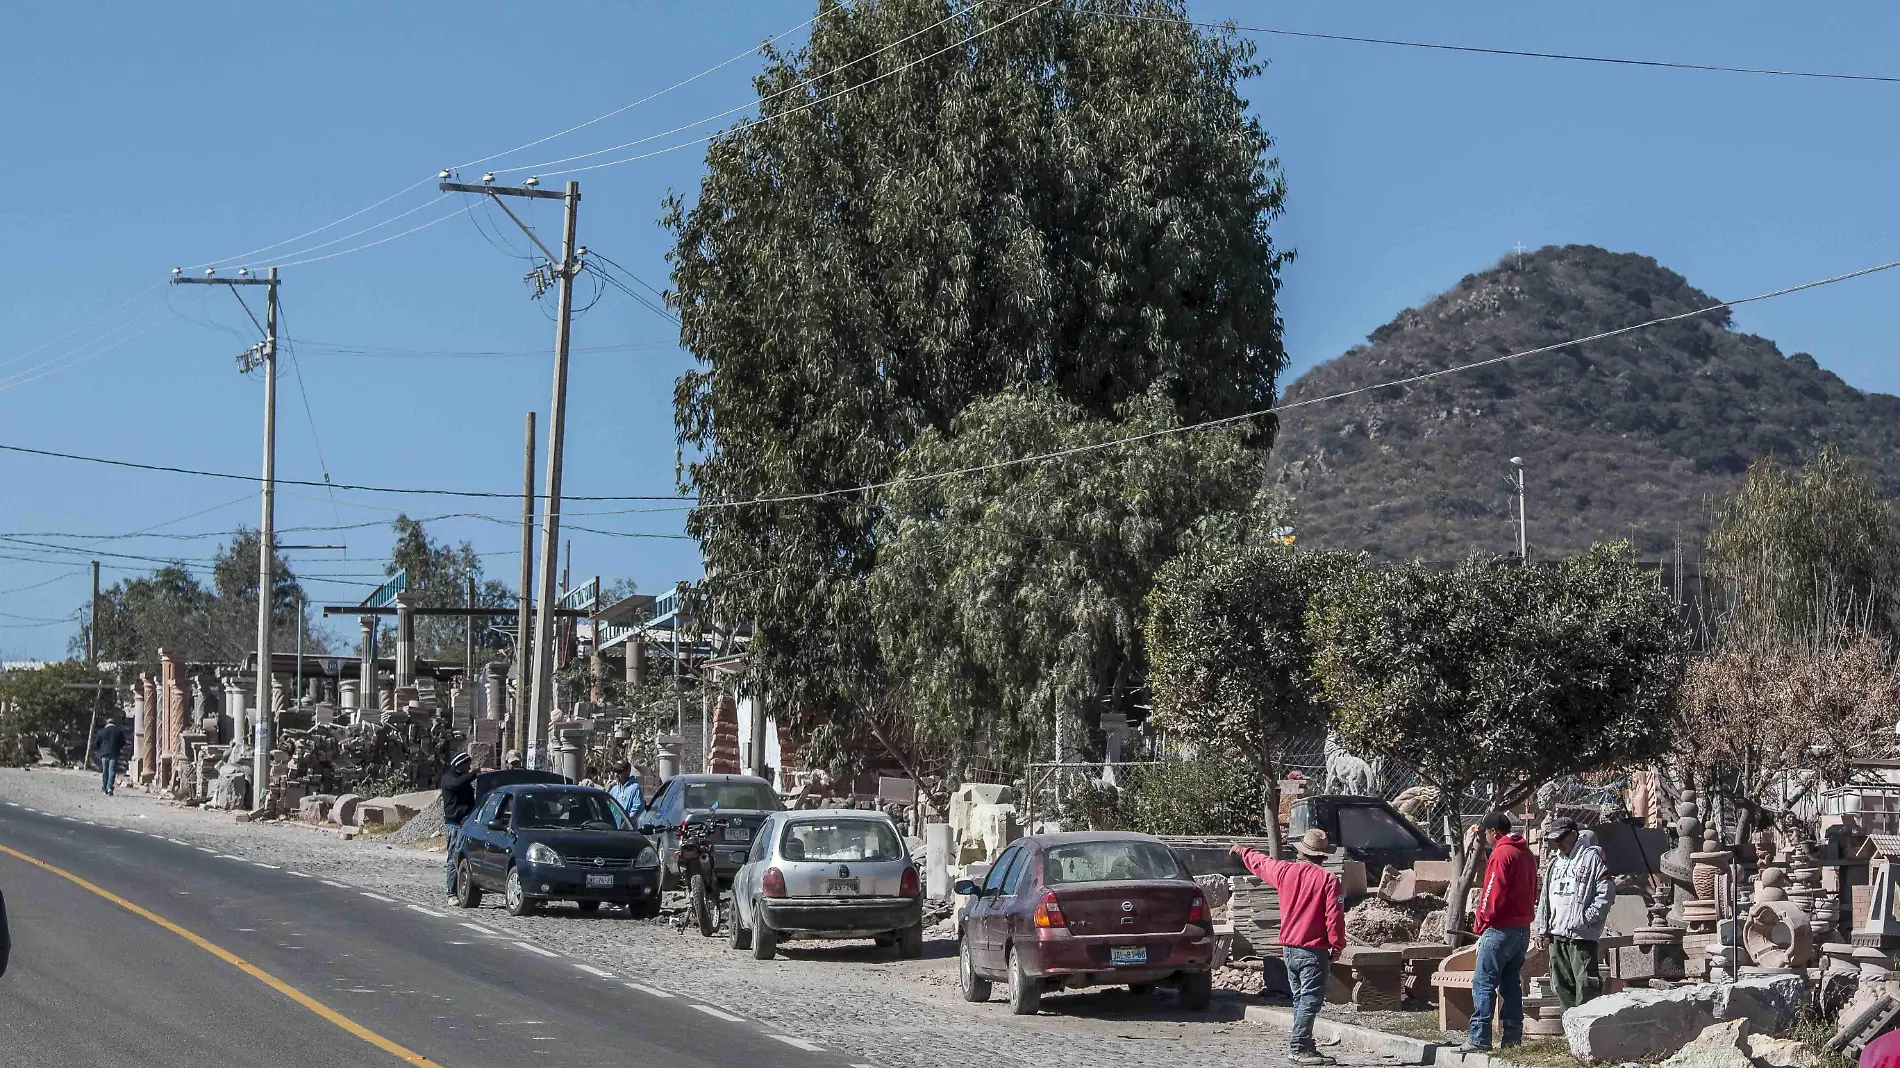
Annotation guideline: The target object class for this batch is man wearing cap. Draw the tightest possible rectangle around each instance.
[439,752,478,894]
[1536,816,1613,1009]
[1231,829,1346,1066]
[1463,811,1538,1052]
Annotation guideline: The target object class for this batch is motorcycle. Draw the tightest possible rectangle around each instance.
[678,816,729,937]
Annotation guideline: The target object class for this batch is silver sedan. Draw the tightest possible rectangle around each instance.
[728,809,925,960]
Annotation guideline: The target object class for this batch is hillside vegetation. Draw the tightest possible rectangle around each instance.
[1272,245,1900,561]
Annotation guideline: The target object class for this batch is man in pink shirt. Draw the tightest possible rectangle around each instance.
[1232,829,1346,1065]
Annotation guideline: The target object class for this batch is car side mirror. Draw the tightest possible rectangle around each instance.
[953,878,982,897]
[487,818,508,832]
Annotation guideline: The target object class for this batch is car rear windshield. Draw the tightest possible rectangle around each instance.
[513,791,631,831]
[682,781,780,812]
[781,819,904,863]
[1043,840,1186,885]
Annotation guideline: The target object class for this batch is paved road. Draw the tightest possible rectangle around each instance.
[0,801,859,1068]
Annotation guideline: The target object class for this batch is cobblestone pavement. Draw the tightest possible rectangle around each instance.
[0,767,1401,1068]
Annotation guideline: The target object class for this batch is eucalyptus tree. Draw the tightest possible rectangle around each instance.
[668,0,1292,766]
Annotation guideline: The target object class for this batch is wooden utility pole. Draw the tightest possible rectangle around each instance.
[441,175,580,770]
[87,560,99,663]
[174,266,278,810]
[512,411,537,759]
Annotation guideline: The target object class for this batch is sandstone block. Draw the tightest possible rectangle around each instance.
[1659,1019,1754,1068]
[1564,983,1722,1062]
[332,793,363,826]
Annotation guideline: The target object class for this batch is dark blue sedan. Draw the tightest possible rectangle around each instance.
[450,783,662,918]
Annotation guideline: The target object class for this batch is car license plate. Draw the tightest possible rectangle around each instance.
[1110,946,1147,966]
[585,874,613,888]
[826,879,859,896]
[723,826,751,842]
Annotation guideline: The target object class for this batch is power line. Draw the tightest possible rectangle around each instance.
[0,442,695,502]
[540,0,1057,178]
[0,282,165,371]
[684,254,1900,511]
[584,262,678,324]
[0,570,88,597]
[283,338,675,358]
[1086,9,1900,85]
[499,0,1004,176]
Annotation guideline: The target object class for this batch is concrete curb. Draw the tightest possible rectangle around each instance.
[1242,1005,1443,1064]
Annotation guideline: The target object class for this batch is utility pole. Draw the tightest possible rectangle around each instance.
[174,266,278,810]
[513,411,537,760]
[441,174,580,770]
[87,560,99,664]
[1509,456,1528,561]
[465,572,476,722]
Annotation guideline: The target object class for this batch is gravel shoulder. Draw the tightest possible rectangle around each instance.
[0,767,1350,1068]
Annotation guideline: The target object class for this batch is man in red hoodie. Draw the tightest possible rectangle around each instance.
[1233,829,1346,1066]
[1463,811,1538,1052]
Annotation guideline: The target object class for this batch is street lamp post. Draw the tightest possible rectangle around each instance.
[1509,456,1527,561]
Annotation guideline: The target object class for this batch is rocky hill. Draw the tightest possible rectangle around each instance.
[1271,245,1900,562]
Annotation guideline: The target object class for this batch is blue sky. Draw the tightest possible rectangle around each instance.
[3,1,1897,660]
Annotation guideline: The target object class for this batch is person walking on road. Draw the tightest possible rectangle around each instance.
[93,719,127,795]
[1231,830,1346,1066]
[1535,816,1613,1009]
[608,761,645,823]
[1462,811,1538,1053]
[439,753,478,894]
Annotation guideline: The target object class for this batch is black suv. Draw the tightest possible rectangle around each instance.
[637,774,783,891]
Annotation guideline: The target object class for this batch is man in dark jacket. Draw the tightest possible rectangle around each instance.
[439,753,477,894]
[93,720,127,795]
[1462,811,1538,1053]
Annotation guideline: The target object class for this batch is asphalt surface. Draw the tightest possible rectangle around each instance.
[0,799,860,1068]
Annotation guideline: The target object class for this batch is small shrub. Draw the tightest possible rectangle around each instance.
[1060,753,1267,837]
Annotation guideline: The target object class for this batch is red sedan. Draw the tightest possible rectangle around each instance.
[955,831,1215,1015]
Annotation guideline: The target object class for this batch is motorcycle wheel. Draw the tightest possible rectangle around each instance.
[690,874,717,937]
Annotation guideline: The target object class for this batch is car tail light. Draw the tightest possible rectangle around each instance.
[899,866,920,898]
[1033,890,1067,929]
[763,866,787,899]
[1188,891,1209,924]
[680,819,693,835]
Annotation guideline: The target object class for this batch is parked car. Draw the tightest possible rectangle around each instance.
[450,783,662,917]
[1287,795,1448,880]
[955,831,1214,1015]
[636,774,783,892]
[729,810,924,960]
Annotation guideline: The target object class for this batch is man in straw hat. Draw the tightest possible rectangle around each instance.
[1232,829,1346,1065]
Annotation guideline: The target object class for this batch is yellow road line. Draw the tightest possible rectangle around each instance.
[0,841,444,1067]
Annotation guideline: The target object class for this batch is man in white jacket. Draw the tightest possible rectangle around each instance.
[1534,817,1614,1009]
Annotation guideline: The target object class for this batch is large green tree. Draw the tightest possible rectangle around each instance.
[870,385,1261,786]
[669,0,1291,760]
[1706,444,1897,641]
[1309,543,1685,937]
[377,516,514,665]
[0,660,113,765]
[85,530,320,666]
[1145,541,1362,852]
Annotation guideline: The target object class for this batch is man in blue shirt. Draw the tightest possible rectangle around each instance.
[609,761,645,823]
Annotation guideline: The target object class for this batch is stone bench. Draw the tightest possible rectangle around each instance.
[1430,940,1551,1032]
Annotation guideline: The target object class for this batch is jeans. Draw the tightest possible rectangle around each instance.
[1550,936,1601,1009]
[444,820,461,893]
[100,758,117,794]
[1469,925,1529,1048]
[1283,945,1329,1054]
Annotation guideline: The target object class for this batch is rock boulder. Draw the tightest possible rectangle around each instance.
[1564,984,1723,1062]
[332,793,363,827]
[1717,974,1806,1035]
[1659,1019,1755,1068]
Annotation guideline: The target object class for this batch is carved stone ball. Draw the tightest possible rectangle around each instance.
[1759,867,1789,889]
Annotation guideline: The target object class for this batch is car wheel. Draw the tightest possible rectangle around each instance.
[729,901,753,951]
[452,860,482,909]
[959,935,992,1003]
[576,900,601,913]
[1177,970,1213,1012]
[1006,946,1041,1015]
[896,923,924,960]
[504,865,537,917]
[689,874,717,937]
[1127,982,1155,996]
[751,919,777,961]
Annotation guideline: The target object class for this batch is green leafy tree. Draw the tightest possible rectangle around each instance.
[668,0,1291,767]
[378,516,513,665]
[1063,752,1268,837]
[83,530,320,666]
[1146,542,1362,852]
[0,661,113,765]
[1707,444,1897,641]
[870,385,1261,785]
[1309,543,1685,938]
